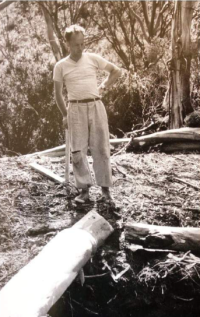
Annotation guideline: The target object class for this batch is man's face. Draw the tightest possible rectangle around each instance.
[68,32,85,58]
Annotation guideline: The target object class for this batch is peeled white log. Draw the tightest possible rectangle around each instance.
[25,138,131,158]
[125,222,200,254]
[0,211,113,317]
[130,127,200,148]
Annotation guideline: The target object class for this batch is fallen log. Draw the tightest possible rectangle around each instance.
[25,138,131,158]
[0,211,113,317]
[128,127,200,150]
[125,222,200,254]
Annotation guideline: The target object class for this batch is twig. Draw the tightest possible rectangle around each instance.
[112,162,127,177]
[173,295,194,302]
[126,121,157,136]
[72,299,99,315]
[174,177,199,191]
[112,143,128,157]
[85,272,109,279]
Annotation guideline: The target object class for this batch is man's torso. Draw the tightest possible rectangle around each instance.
[54,52,108,100]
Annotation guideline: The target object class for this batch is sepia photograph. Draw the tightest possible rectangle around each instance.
[0,0,200,316]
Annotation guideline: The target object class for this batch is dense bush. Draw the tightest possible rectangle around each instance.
[0,2,64,155]
[103,66,168,136]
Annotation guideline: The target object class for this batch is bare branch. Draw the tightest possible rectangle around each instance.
[125,2,150,43]
[149,1,157,37]
[140,1,150,30]
[40,4,62,61]
[154,1,169,34]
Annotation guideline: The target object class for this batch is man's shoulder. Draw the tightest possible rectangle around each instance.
[55,56,70,67]
[85,52,103,60]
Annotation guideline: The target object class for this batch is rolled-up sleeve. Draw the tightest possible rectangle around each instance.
[53,63,63,82]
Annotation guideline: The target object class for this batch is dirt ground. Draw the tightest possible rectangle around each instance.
[0,151,200,316]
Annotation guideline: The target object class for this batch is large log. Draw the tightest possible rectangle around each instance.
[25,138,131,158]
[0,211,113,317]
[25,128,200,158]
[125,222,200,254]
[129,127,200,148]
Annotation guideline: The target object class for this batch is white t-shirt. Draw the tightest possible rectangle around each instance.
[53,52,109,100]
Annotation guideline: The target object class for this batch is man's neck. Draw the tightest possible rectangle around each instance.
[70,53,83,62]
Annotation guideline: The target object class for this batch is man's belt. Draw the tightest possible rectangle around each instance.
[68,98,101,104]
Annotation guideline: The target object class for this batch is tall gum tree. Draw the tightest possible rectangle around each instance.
[168,0,196,128]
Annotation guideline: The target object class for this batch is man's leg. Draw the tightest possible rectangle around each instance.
[68,103,93,200]
[88,101,113,200]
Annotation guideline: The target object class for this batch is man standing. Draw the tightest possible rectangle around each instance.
[53,25,121,203]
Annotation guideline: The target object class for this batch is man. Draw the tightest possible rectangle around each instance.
[53,25,121,203]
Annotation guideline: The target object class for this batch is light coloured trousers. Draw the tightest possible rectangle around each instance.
[67,100,113,189]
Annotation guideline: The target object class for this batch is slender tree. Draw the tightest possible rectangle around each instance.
[168,0,196,128]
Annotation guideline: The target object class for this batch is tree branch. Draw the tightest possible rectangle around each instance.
[140,1,150,30]
[149,1,157,37]
[154,1,169,35]
[125,1,150,43]
[39,3,62,61]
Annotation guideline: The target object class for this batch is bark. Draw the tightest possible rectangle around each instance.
[125,222,200,254]
[0,211,113,317]
[168,1,196,128]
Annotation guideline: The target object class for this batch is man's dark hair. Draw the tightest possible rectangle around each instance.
[64,24,85,42]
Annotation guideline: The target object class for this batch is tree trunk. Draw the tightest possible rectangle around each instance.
[40,4,62,61]
[169,1,195,128]
[125,222,200,254]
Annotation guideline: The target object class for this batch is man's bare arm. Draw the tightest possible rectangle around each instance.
[54,81,68,128]
[98,62,122,93]
[54,81,67,116]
